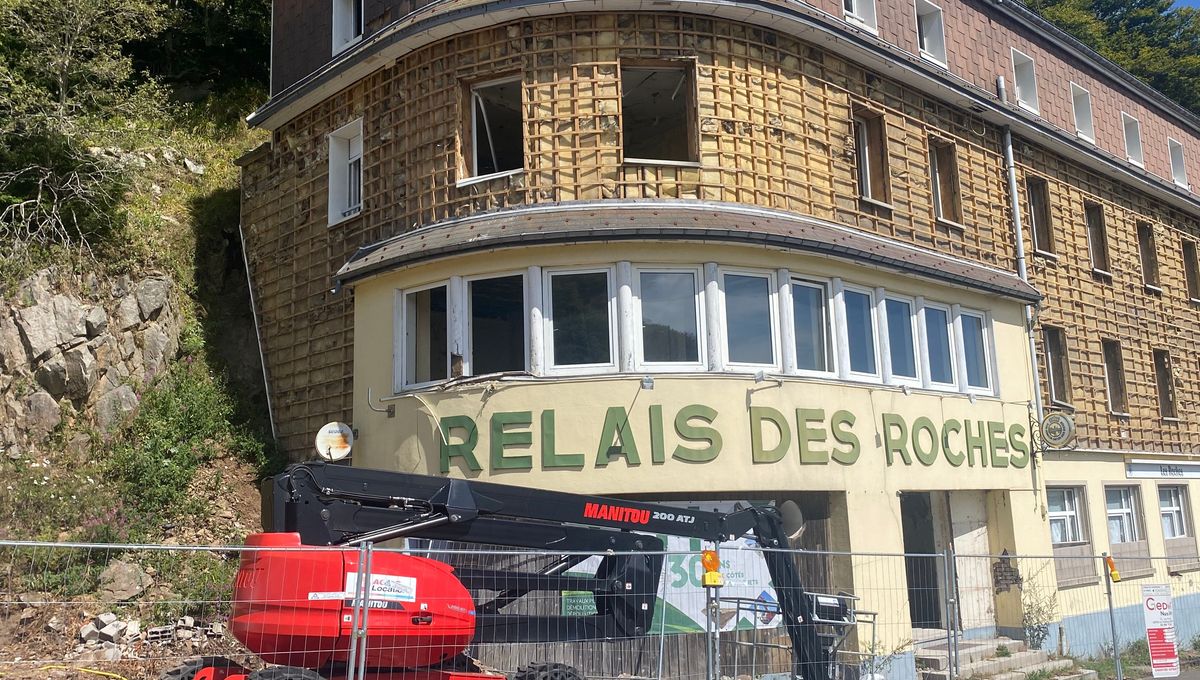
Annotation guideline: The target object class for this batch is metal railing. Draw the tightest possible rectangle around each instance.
[0,541,1193,680]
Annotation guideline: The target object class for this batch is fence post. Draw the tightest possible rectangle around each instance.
[1102,552,1124,680]
[942,549,956,680]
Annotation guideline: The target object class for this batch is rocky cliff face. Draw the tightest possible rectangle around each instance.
[0,268,183,454]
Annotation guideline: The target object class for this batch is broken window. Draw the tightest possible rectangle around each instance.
[1102,339,1128,414]
[929,137,961,223]
[333,0,363,52]
[468,78,524,177]
[621,64,697,163]
[1085,201,1110,273]
[1138,221,1160,288]
[1154,349,1177,419]
[405,285,448,385]
[1026,176,1054,255]
[469,275,525,375]
[854,108,890,205]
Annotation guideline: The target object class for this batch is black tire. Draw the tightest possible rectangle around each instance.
[159,657,247,680]
[512,662,585,680]
[247,667,328,680]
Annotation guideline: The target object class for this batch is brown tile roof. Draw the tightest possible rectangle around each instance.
[335,201,1041,302]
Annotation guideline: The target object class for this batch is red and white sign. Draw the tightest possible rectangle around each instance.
[1142,584,1180,678]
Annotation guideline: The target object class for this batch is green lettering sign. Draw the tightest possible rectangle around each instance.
[830,410,860,465]
[796,408,829,464]
[596,406,641,467]
[491,411,533,470]
[911,417,940,466]
[541,410,584,468]
[439,415,482,473]
[1008,423,1030,469]
[941,419,965,467]
[673,404,721,463]
[882,413,910,465]
[750,406,790,464]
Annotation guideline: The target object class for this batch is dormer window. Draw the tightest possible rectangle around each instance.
[1123,112,1144,166]
[333,0,363,54]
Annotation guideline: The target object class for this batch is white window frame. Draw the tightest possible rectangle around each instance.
[1169,137,1189,188]
[789,277,837,378]
[914,0,947,66]
[633,266,707,372]
[543,267,619,376]
[919,300,956,389]
[882,294,921,387]
[1010,49,1039,114]
[720,268,781,371]
[1122,112,1144,167]
[398,280,452,390]
[331,0,363,54]
[958,308,995,395]
[327,118,363,226]
[1048,487,1086,546]
[838,283,881,380]
[844,0,878,33]
[1159,485,1189,540]
[1105,486,1142,545]
[465,76,525,183]
[464,271,529,377]
[1070,83,1095,143]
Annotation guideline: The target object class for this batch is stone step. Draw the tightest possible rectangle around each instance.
[916,639,1028,670]
[989,658,1079,680]
[920,650,1051,680]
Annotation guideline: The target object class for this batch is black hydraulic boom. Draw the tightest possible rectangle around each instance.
[262,462,834,680]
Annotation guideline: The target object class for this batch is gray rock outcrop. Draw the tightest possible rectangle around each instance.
[0,268,182,451]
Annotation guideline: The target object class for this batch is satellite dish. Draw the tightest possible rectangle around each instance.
[779,500,806,544]
[1041,412,1076,449]
[315,422,354,461]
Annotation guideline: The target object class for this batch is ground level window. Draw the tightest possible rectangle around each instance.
[961,312,990,389]
[639,271,700,364]
[548,271,613,368]
[405,285,448,385]
[725,273,775,365]
[1048,487,1084,545]
[469,275,525,375]
[843,288,877,375]
[1106,487,1141,545]
[792,281,830,372]
[885,298,917,380]
[923,305,954,385]
[1160,486,1189,539]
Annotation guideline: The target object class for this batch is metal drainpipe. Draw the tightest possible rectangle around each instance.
[998,76,1046,496]
[238,218,278,442]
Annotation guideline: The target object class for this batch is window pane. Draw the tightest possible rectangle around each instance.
[885,299,916,378]
[640,272,699,363]
[470,275,525,374]
[407,286,447,383]
[793,283,829,372]
[1048,489,1067,514]
[844,290,876,374]
[726,274,774,364]
[925,307,953,384]
[1050,518,1068,544]
[551,273,611,366]
[962,314,989,388]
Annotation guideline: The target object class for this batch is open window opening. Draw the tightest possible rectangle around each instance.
[1137,221,1160,289]
[1170,138,1189,188]
[1184,239,1200,301]
[1044,325,1071,407]
[469,275,526,375]
[405,285,449,385]
[854,108,891,206]
[915,0,946,64]
[929,137,961,223]
[621,63,697,164]
[1085,201,1110,273]
[1026,176,1053,256]
[468,78,524,178]
[333,0,364,53]
[1011,49,1039,113]
[1071,83,1094,142]
[328,119,363,225]
[1154,349,1177,419]
[1123,113,1144,166]
[1102,338,1128,414]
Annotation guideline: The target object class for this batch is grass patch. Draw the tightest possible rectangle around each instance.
[1078,640,1152,680]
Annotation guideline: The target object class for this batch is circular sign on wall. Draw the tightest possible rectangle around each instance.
[315,421,354,461]
[1041,412,1076,449]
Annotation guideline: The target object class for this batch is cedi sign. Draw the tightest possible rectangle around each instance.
[433,404,1031,474]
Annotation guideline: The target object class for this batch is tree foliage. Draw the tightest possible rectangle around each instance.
[1027,0,1200,116]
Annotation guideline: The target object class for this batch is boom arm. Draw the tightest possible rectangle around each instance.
[263,462,827,679]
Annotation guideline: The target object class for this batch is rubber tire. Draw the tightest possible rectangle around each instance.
[159,657,247,680]
[512,662,585,680]
[247,667,328,680]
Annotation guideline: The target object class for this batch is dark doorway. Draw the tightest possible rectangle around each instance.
[900,492,943,628]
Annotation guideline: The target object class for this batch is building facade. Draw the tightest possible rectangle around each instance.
[240,0,1200,673]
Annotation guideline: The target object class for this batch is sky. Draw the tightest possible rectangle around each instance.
[1176,0,1200,7]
